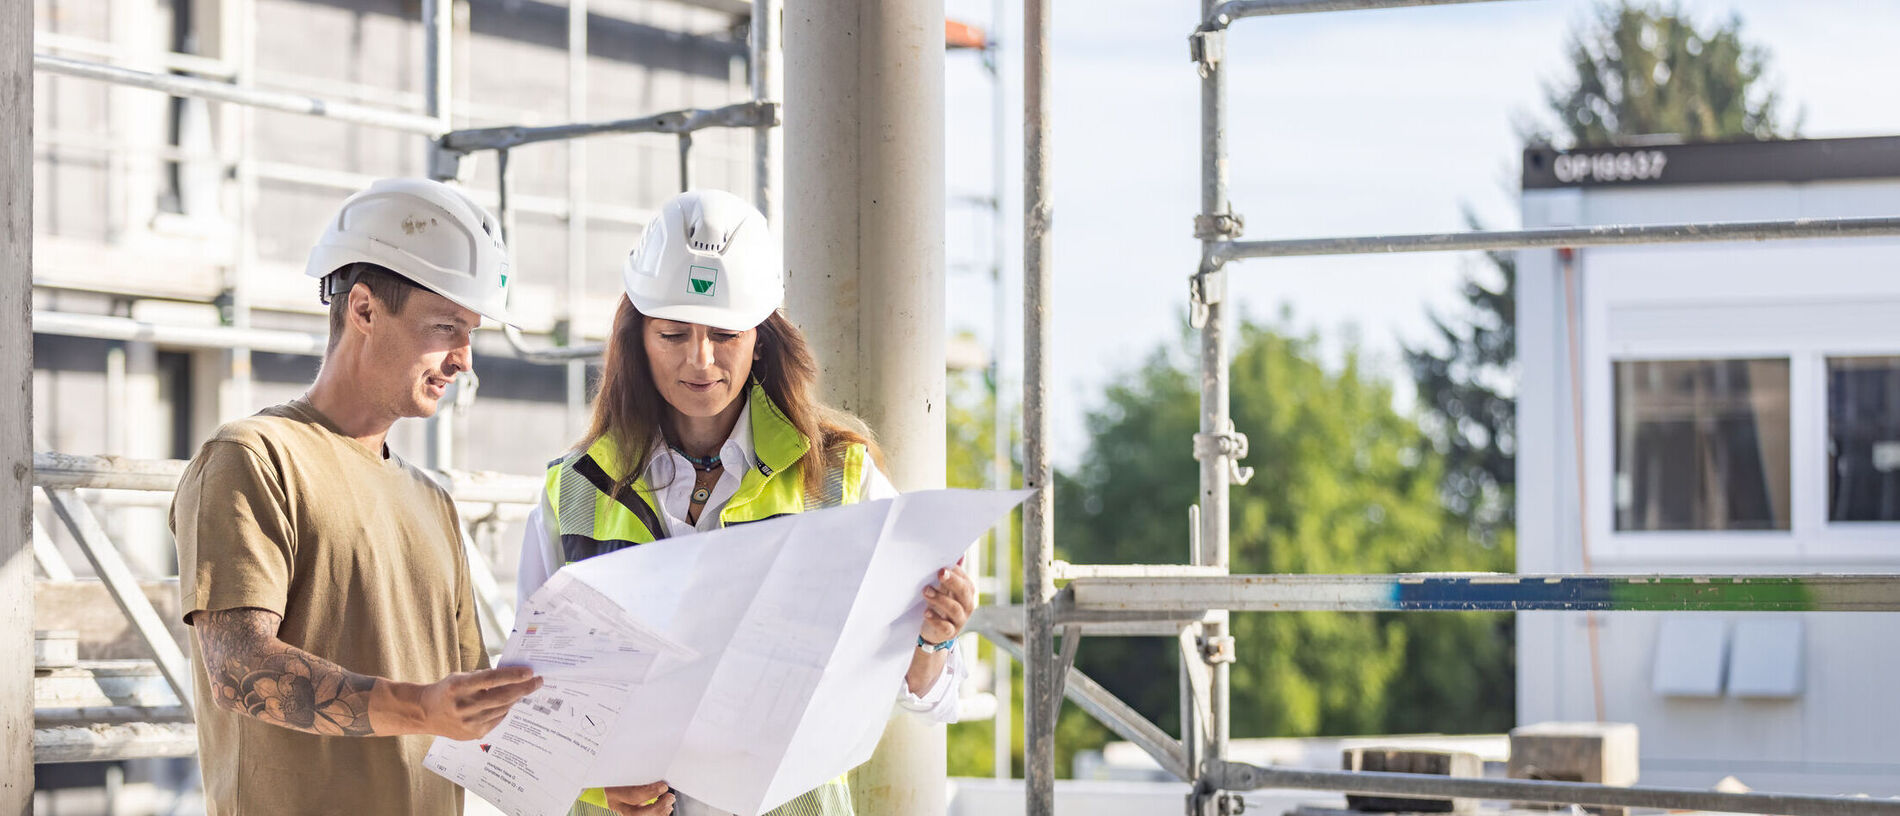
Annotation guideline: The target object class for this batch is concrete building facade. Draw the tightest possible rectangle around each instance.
[31,2,754,806]
[32,0,758,573]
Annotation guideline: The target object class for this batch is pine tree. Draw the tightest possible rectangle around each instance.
[1406,1,1795,547]
[1541,2,1792,148]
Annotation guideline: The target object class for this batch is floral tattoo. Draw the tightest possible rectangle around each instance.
[196,608,378,737]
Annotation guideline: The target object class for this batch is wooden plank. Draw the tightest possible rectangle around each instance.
[1341,748,1483,813]
[33,723,198,764]
[2,1,36,807]
[33,580,186,659]
[36,661,180,709]
[35,706,193,726]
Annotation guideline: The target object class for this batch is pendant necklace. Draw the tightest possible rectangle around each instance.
[674,445,722,507]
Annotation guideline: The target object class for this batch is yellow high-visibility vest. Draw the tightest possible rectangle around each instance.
[547,383,867,816]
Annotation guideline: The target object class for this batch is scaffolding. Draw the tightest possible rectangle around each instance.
[28,453,539,763]
[18,0,790,768]
[18,4,1016,806]
[18,0,1900,813]
[1004,1,1900,815]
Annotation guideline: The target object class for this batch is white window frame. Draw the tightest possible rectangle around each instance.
[1578,235,1900,568]
[1818,353,1900,540]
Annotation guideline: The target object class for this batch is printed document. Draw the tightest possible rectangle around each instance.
[426,488,1030,816]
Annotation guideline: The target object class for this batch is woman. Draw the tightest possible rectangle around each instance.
[516,189,975,816]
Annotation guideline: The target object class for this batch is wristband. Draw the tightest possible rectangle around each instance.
[917,634,956,653]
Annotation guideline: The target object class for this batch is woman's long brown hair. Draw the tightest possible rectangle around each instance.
[579,296,883,498]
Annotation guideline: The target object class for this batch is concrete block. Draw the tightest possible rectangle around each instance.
[34,630,78,669]
[1508,722,1640,816]
[1342,747,1483,813]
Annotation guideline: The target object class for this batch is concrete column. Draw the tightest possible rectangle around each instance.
[783,1,946,812]
[2,0,37,804]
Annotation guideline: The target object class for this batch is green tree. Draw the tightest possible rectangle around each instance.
[942,353,1014,777]
[1540,2,1792,147]
[1057,323,1512,750]
[940,341,1120,778]
[1404,216,1517,543]
[1409,1,1798,546]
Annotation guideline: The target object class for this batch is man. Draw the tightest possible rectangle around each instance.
[172,178,541,815]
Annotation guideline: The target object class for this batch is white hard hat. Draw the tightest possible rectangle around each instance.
[305,177,513,326]
[622,189,782,332]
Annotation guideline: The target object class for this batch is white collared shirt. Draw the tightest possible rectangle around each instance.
[643,399,768,535]
[516,399,966,722]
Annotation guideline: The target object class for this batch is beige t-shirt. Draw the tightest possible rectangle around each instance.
[171,399,487,816]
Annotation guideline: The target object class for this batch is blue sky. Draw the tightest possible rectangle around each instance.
[940,0,1900,466]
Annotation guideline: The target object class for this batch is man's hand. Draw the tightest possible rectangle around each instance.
[409,667,544,741]
[195,607,542,740]
[920,565,976,645]
[603,781,675,816]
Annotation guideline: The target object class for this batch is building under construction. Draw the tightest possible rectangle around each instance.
[8,0,1900,815]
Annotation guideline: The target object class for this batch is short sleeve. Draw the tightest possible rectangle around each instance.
[171,440,297,624]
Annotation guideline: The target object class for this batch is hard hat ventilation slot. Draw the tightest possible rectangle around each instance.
[686,222,734,254]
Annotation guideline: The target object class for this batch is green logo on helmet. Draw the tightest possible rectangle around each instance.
[688,265,719,296]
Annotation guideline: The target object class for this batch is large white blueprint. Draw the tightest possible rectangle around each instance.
[426,488,1029,816]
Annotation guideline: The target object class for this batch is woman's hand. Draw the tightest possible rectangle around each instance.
[920,565,976,646]
[603,781,674,816]
[906,565,976,696]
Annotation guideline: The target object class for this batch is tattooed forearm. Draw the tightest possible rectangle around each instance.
[195,608,382,737]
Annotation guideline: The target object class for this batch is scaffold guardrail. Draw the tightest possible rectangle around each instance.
[1215,215,1900,262]
[1014,0,1900,814]
[1204,762,1900,816]
[27,453,540,764]
[1066,573,1900,613]
[32,53,448,135]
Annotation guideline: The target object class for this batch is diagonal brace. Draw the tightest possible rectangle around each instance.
[980,625,1190,781]
[1051,624,1081,724]
[44,488,195,709]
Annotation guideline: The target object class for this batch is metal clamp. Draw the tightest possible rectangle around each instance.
[1200,634,1235,665]
[1192,421,1256,486]
[427,140,471,182]
[1188,28,1224,78]
[1187,789,1247,816]
[1194,211,1244,241]
[1188,266,1224,329]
